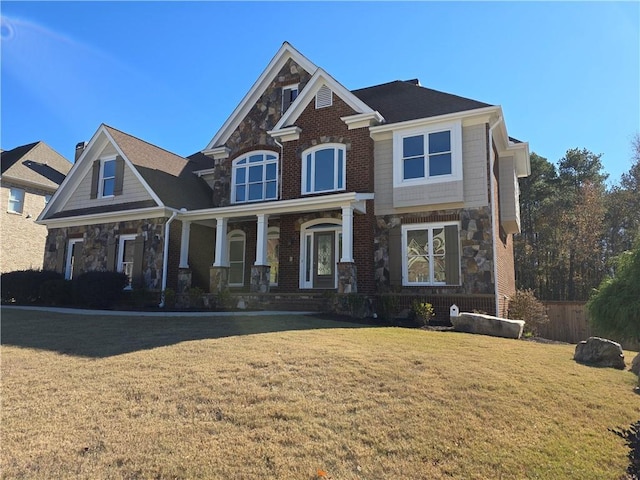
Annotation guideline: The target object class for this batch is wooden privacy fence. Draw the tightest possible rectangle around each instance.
[539,301,640,351]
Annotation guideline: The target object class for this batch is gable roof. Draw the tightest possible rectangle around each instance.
[204,42,318,151]
[102,126,214,210]
[1,141,72,190]
[272,67,382,131]
[352,80,493,125]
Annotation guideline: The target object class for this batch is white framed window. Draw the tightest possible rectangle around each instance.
[301,144,346,195]
[117,234,137,289]
[282,84,298,113]
[8,187,25,213]
[401,222,460,286]
[99,157,116,197]
[65,238,83,280]
[231,151,278,204]
[227,230,246,286]
[393,121,462,187]
[267,227,279,286]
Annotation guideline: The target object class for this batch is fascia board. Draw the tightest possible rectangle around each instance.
[1,175,58,192]
[204,42,318,151]
[273,68,376,131]
[101,129,164,206]
[369,106,501,137]
[36,206,171,228]
[38,124,108,221]
[180,192,375,222]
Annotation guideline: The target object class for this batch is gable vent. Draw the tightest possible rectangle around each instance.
[315,85,333,109]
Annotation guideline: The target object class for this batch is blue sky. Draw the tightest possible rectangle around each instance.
[2,1,638,184]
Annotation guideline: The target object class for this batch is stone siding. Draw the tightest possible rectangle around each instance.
[44,218,166,290]
[374,207,495,295]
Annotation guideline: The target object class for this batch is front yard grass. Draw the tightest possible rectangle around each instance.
[1,308,638,479]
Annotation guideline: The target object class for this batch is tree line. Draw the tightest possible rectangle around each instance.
[514,135,640,301]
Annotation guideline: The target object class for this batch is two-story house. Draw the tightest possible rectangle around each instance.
[38,42,529,317]
[1,141,72,273]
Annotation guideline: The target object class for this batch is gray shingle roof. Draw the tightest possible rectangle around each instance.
[1,141,72,189]
[103,126,214,210]
[351,80,492,124]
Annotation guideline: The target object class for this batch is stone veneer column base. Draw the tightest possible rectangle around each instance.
[337,262,357,294]
[177,268,192,293]
[209,266,229,293]
[250,265,271,293]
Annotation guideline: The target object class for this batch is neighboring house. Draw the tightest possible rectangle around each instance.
[38,42,529,316]
[1,142,72,273]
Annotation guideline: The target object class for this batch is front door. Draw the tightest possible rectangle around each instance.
[313,231,335,289]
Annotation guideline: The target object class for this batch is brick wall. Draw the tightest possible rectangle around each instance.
[1,182,54,273]
[492,142,516,317]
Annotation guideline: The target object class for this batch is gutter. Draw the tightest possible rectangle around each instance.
[159,209,180,308]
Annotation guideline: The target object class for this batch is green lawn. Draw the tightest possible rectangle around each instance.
[1,308,638,479]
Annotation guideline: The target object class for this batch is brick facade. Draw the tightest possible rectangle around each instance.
[1,181,53,272]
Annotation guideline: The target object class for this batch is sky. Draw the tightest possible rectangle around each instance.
[1,1,639,184]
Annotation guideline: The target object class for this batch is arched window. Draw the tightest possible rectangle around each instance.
[301,144,346,195]
[227,230,246,286]
[231,151,278,204]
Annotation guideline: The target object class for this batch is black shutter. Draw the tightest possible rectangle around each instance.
[388,226,402,286]
[445,225,460,285]
[90,160,100,199]
[113,156,125,196]
[131,234,145,289]
[107,237,117,271]
[72,242,85,279]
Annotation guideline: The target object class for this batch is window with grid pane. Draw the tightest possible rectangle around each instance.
[232,152,278,204]
[402,222,460,286]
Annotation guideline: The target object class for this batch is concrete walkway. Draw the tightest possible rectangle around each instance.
[1,305,316,317]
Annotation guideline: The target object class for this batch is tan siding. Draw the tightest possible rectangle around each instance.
[62,160,154,211]
[498,155,520,233]
[393,180,464,208]
[462,123,489,208]
[373,138,393,215]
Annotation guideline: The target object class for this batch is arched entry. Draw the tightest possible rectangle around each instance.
[299,219,342,289]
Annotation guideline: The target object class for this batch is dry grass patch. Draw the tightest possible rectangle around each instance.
[1,308,638,479]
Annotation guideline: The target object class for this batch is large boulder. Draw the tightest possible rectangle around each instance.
[631,352,640,376]
[451,312,525,339]
[574,337,626,370]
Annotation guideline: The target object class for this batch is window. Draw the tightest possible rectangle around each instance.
[232,152,278,204]
[227,230,245,286]
[393,121,462,186]
[100,158,116,197]
[8,188,24,213]
[117,235,137,289]
[401,223,460,286]
[267,227,279,286]
[282,84,298,113]
[302,144,346,195]
[65,239,83,280]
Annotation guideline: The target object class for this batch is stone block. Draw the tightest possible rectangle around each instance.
[451,312,525,339]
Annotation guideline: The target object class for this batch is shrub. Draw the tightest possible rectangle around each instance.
[508,289,549,336]
[39,279,73,306]
[73,271,128,309]
[411,300,435,327]
[378,295,400,321]
[1,270,64,304]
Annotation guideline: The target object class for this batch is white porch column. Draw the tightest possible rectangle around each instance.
[179,220,191,268]
[255,213,269,266]
[341,204,354,263]
[213,217,228,267]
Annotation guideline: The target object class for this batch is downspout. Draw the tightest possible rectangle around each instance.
[273,137,284,200]
[159,210,179,308]
[488,116,503,317]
